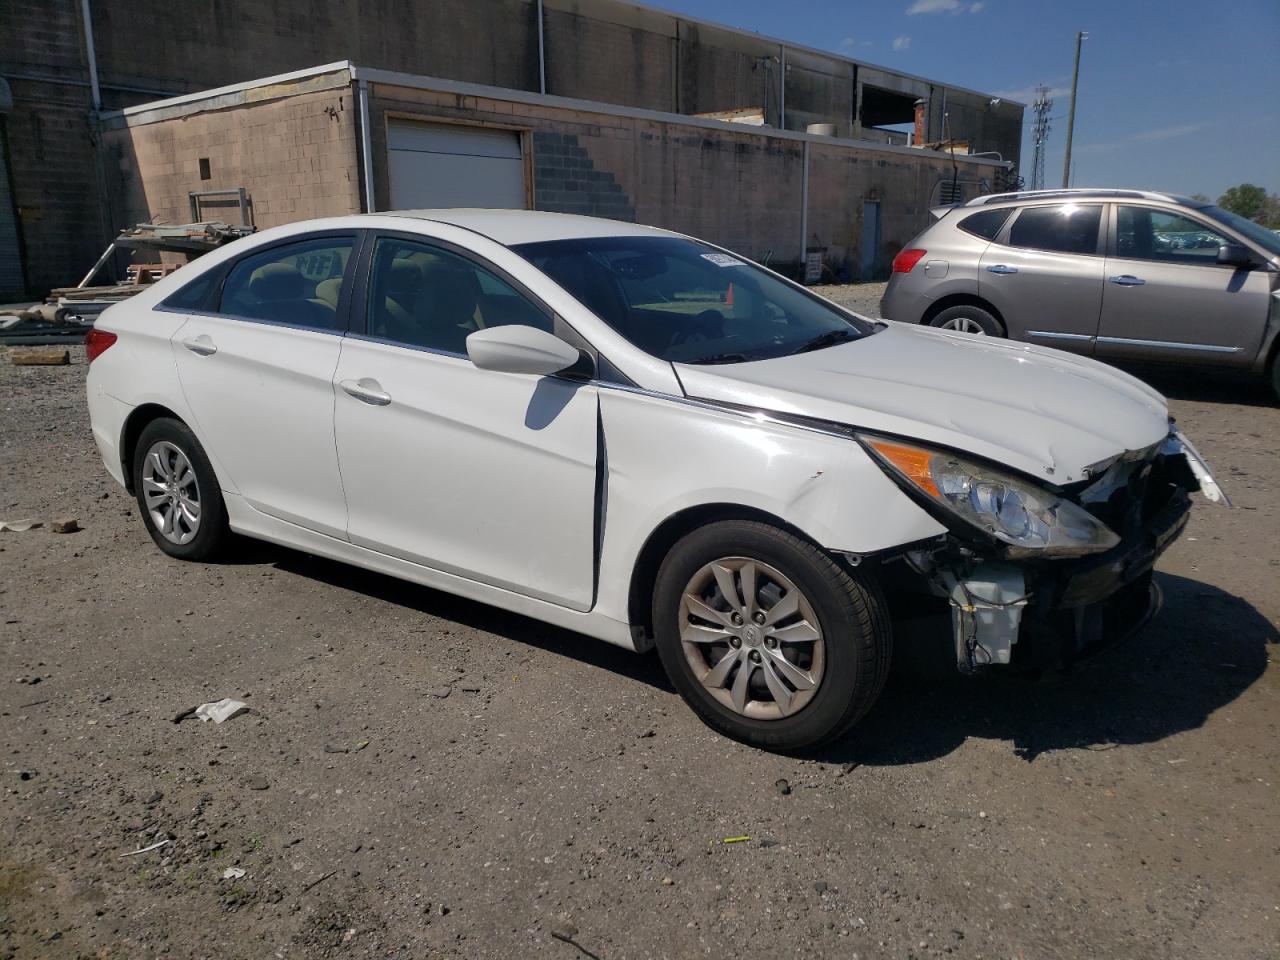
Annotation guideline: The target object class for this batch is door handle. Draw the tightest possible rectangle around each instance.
[340,378,392,406]
[1109,275,1146,286]
[985,264,1018,275]
[181,335,217,356]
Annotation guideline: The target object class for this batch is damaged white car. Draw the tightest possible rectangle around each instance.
[85,211,1226,750]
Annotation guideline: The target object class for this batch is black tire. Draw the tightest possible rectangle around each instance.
[1270,352,1280,404]
[131,417,232,561]
[652,520,891,752]
[928,304,1004,337]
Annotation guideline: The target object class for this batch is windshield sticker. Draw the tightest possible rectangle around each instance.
[701,253,745,268]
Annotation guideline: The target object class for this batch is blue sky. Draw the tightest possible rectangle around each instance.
[652,0,1280,199]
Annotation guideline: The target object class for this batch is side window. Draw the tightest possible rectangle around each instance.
[219,236,354,330]
[160,265,221,311]
[958,208,1011,241]
[365,237,551,354]
[1008,204,1102,255]
[1116,206,1232,265]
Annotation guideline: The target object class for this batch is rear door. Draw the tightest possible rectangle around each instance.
[170,233,356,539]
[977,202,1106,354]
[1095,204,1271,366]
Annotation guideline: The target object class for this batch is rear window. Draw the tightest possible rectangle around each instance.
[958,209,1011,241]
[1008,204,1102,255]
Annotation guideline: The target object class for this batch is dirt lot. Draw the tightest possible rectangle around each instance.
[2,309,1277,959]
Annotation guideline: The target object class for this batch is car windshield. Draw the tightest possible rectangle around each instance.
[1200,205,1280,257]
[512,236,875,364]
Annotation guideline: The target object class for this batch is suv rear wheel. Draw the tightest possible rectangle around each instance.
[652,520,891,751]
[929,304,1003,337]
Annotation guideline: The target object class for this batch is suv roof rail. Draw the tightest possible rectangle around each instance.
[965,188,1188,207]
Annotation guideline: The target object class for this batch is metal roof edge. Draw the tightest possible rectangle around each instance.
[351,65,1012,167]
[98,61,354,125]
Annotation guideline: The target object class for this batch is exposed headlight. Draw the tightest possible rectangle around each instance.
[861,436,1120,557]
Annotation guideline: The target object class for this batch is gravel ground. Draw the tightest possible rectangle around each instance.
[1,338,1277,960]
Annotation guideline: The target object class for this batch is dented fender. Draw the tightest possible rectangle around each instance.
[592,386,946,624]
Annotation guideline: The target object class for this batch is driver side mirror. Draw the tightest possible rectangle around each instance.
[1217,242,1254,267]
[466,325,585,377]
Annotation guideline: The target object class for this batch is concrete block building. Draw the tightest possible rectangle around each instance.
[0,0,1023,296]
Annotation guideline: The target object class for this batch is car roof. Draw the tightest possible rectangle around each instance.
[963,188,1205,208]
[384,209,675,246]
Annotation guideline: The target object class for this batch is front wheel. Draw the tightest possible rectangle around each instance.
[652,521,891,751]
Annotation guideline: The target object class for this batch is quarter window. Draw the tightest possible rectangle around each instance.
[1007,204,1102,255]
[219,236,354,330]
[1116,206,1232,265]
[958,208,1011,241]
[365,237,551,354]
[160,266,221,311]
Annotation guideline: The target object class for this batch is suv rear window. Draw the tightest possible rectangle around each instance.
[958,209,1011,241]
[1008,204,1101,255]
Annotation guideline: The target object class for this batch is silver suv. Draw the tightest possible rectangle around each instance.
[880,189,1280,399]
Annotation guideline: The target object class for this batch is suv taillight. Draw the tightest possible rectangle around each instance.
[892,249,927,274]
[85,328,117,363]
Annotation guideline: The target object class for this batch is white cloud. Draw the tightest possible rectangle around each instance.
[1130,122,1206,142]
[969,1,986,11]
[892,35,912,50]
[906,0,961,14]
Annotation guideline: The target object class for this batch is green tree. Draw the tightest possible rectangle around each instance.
[1257,194,1280,230]
[1217,183,1268,220]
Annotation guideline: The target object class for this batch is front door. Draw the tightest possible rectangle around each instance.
[171,233,356,539]
[977,202,1106,354]
[332,233,599,611]
[1095,204,1272,366]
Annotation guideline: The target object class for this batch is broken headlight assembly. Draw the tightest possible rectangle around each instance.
[861,436,1121,558]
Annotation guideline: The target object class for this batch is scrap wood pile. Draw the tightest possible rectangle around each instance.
[1,220,255,345]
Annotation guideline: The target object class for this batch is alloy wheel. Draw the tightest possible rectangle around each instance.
[938,316,988,335]
[141,440,202,545]
[679,557,825,720]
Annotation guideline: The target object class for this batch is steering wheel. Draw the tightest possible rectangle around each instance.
[670,308,726,346]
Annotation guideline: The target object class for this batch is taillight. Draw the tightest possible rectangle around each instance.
[892,248,927,273]
[85,328,117,363]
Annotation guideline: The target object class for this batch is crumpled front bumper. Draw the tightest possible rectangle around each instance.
[1017,487,1190,666]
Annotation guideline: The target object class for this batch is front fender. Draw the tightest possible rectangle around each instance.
[593,387,945,623]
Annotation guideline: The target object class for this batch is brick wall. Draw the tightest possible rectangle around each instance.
[365,82,991,279]
[102,88,361,233]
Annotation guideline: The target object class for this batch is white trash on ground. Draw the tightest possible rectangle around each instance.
[194,698,249,723]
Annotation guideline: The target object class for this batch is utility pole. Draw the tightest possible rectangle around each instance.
[1030,85,1053,191]
[1061,31,1087,188]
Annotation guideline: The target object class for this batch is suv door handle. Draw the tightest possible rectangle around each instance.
[1109,275,1146,286]
[340,378,392,406]
[985,264,1018,275]
[181,335,217,356]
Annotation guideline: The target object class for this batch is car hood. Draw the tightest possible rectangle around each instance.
[673,322,1171,484]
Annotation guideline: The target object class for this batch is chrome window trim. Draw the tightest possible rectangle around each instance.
[151,305,346,337]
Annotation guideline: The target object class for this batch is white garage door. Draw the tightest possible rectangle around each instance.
[387,121,526,211]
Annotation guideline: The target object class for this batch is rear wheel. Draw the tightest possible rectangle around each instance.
[928,304,1003,337]
[652,520,891,751]
[132,418,232,561]
[1270,352,1280,404]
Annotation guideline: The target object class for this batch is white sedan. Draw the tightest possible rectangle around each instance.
[85,211,1222,750]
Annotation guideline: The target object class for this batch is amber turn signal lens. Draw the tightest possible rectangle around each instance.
[865,438,941,498]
